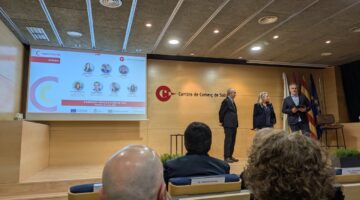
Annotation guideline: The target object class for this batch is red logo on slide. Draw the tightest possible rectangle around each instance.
[156,86,174,102]
[119,56,124,61]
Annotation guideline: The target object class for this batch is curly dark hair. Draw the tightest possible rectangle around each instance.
[244,131,334,200]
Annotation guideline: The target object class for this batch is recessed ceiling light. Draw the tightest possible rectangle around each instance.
[238,56,243,59]
[251,46,262,51]
[99,0,122,8]
[213,29,220,34]
[258,16,278,25]
[321,52,332,56]
[67,31,83,38]
[190,53,195,56]
[350,27,360,33]
[273,35,279,39]
[168,39,180,45]
[325,40,331,44]
[145,23,152,28]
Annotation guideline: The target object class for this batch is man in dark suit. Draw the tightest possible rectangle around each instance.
[219,88,239,163]
[282,83,311,136]
[163,122,230,184]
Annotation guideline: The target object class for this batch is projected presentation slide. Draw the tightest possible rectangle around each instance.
[27,47,146,119]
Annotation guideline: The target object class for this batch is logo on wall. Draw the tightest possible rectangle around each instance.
[155,85,226,102]
[156,86,175,102]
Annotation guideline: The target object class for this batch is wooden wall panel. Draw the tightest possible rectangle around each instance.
[19,121,49,181]
[48,60,335,166]
[322,68,340,121]
[49,121,147,166]
[0,20,24,120]
[0,121,22,183]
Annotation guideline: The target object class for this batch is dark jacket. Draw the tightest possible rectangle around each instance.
[219,97,238,128]
[282,94,310,125]
[253,103,276,129]
[163,153,230,184]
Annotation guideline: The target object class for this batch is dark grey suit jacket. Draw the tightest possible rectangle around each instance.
[219,97,238,128]
[163,154,230,184]
[282,94,310,125]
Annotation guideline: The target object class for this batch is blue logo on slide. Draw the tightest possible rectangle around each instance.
[70,109,77,113]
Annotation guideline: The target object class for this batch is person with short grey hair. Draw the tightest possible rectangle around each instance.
[219,88,239,163]
[101,145,170,200]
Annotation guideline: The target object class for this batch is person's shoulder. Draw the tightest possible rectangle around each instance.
[283,96,292,101]
[208,156,229,167]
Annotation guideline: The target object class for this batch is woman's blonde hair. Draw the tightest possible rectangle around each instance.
[257,91,269,104]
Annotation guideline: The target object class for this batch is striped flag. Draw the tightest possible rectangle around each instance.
[300,75,317,139]
[282,72,290,132]
[310,74,322,139]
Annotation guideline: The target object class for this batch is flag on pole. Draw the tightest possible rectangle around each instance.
[282,72,290,132]
[310,74,322,139]
[300,75,317,139]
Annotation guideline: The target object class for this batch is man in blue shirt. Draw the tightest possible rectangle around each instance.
[282,83,311,136]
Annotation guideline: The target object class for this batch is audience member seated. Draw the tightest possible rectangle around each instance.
[101,145,170,200]
[243,130,334,200]
[164,122,230,184]
[240,128,283,190]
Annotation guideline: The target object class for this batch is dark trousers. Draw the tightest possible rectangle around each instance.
[290,121,310,136]
[224,127,237,159]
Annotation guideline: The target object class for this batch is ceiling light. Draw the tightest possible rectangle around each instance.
[145,23,152,27]
[168,39,179,45]
[258,16,278,25]
[67,31,82,37]
[350,27,360,33]
[238,56,243,59]
[190,53,195,56]
[213,29,220,34]
[273,35,279,39]
[251,46,262,51]
[325,40,331,44]
[99,0,122,8]
[26,27,49,41]
[321,52,332,56]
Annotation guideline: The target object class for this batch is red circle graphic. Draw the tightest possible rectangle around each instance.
[156,86,172,102]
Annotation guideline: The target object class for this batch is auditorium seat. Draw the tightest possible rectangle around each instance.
[168,174,241,196]
[68,183,101,200]
[177,192,250,200]
[335,174,360,184]
[342,183,360,200]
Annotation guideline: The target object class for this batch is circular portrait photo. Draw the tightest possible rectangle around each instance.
[110,82,120,93]
[101,64,112,74]
[84,63,94,73]
[73,81,83,91]
[93,81,103,92]
[127,83,138,94]
[119,65,129,75]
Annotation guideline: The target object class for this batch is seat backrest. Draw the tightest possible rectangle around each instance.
[68,183,102,200]
[342,183,360,200]
[178,191,250,200]
[317,114,335,124]
[68,191,100,200]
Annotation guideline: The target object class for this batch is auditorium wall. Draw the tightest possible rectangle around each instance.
[48,60,339,166]
[0,20,24,120]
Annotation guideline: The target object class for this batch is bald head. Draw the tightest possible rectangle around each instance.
[101,145,167,200]
[227,88,236,99]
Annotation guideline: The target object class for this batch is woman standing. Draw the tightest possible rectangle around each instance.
[253,92,276,130]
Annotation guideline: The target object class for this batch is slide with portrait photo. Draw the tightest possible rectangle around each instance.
[26,47,146,120]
